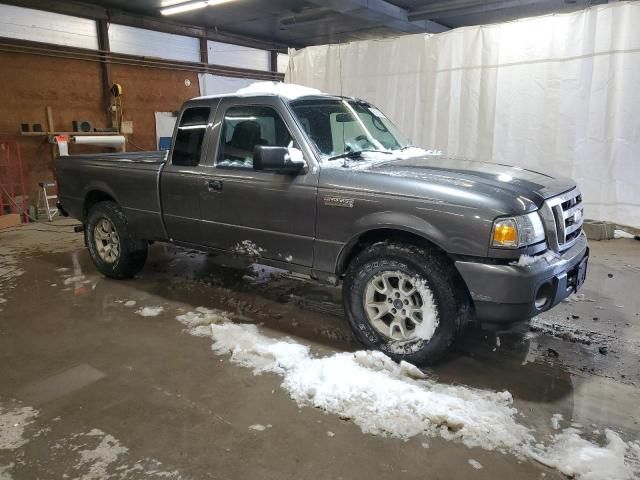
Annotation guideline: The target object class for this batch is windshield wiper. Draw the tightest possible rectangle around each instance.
[326,149,393,161]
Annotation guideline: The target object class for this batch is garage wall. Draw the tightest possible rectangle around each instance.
[0,4,280,205]
[286,2,640,228]
[0,50,198,198]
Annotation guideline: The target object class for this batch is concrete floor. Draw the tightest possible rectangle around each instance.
[1,220,639,479]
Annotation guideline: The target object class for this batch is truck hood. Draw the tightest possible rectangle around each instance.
[359,154,576,205]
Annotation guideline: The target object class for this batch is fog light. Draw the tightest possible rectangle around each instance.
[535,282,553,310]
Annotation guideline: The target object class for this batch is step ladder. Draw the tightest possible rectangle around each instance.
[37,181,58,221]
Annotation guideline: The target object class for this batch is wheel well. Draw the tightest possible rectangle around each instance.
[337,228,450,276]
[84,190,114,219]
[337,228,474,326]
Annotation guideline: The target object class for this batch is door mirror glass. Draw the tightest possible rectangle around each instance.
[253,146,305,174]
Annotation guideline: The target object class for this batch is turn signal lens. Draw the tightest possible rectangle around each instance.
[492,218,518,247]
[491,212,546,248]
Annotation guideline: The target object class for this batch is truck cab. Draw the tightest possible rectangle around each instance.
[55,82,589,365]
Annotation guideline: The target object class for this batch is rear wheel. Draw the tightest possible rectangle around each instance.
[85,201,148,279]
[343,242,469,365]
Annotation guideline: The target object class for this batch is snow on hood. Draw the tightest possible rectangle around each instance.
[235,81,323,100]
[321,147,442,170]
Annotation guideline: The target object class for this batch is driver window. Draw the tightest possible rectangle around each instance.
[218,105,293,169]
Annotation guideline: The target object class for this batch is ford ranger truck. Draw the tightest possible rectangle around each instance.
[54,85,589,365]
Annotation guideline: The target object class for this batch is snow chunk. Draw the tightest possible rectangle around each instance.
[512,250,562,267]
[234,240,265,257]
[63,275,85,285]
[613,229,635,239]
[551,413,563,430]
[284,147,305,164]
[123,300,136,307]
[396,147,442,159]
[248,424,271,431]
[236,81,322,100]
[0,401,38,450]
[176,307,232,337]
[530,428,639,480]
[468,459,483,470]
[412,278,439,341]
[136,306,164,317]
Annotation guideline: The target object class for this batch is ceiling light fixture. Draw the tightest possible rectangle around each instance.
[160,0,236,16]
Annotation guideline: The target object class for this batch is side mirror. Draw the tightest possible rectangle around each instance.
[253,146,306,174]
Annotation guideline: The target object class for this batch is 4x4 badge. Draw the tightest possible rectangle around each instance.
[324,196,355,208]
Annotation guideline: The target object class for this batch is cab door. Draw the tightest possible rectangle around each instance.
[160,102,217,244]
[198,97,319,267]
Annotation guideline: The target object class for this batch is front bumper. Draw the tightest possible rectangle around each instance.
[455,233,589,324]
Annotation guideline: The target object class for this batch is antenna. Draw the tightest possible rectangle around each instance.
[337,36,344,98]
[337,36,347,166]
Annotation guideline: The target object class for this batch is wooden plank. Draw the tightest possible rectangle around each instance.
[20,131,121,137]
[0,213,21,230]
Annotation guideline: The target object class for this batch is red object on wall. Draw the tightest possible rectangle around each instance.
[0,140,30,223]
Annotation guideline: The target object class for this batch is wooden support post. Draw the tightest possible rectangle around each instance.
[199,37,208,64]
[96,19,114,128]
[45,106,57,169]
[270,50,278,77]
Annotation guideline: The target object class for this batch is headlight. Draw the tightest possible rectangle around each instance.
[491,212,545,248]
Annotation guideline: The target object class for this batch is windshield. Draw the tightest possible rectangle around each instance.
[289,99,410,160]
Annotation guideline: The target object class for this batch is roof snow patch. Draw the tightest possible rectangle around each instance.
[236,81,323,100]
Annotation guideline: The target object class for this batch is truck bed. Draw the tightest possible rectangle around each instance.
[62,151,168,165]
[55,150,169,241]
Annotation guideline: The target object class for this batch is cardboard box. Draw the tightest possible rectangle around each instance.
[0,214,21,230]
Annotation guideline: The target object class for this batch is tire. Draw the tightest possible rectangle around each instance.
[342,242,469,366]
[85,201,148,279]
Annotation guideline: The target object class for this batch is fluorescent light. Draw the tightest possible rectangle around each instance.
[161,1,207,15]
[160,0,237,16]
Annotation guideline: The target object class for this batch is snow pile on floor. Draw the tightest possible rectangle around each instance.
[176,307,233,337]
[530,429,640,480]
[0,247,24,311]
[135,306,164,317]
[178,308,640,479]
[61,428,182,479]
[236,81,322,100]
[0,463,14,478]
[0,401,38,450]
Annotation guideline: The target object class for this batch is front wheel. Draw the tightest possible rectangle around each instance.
[343,242,469,366]
[85,201,148,279]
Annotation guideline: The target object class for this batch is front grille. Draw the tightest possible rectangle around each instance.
[539,188,584,252]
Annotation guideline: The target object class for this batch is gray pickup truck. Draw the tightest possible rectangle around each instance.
[55,85,589,364]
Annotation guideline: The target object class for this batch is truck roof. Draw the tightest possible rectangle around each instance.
[191,81,348,103]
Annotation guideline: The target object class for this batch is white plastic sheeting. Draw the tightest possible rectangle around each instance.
[286,2,640,227]
[0,4,98,50]
[197,74,255,97]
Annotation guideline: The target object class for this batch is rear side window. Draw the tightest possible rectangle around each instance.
[172,107,210,167]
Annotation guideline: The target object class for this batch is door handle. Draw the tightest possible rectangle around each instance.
[206,179,223,192]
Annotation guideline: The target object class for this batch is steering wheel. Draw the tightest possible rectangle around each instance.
[354,134,375,149]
